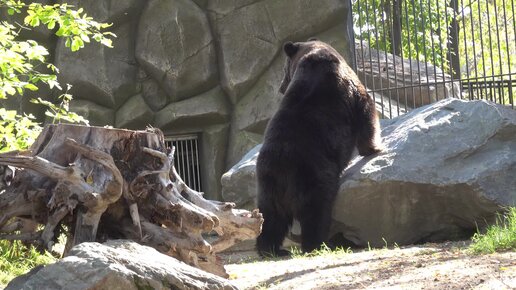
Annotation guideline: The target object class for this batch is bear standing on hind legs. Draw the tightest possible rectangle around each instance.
[256,39,382,256]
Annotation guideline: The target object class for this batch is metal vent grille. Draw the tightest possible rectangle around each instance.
[165,135,202,192]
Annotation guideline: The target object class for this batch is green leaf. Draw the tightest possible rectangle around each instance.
[29,17,40,27]
[100,38,112,48]
[80,33,90,43]
[24,83,39,91]
[47,21,56,30]
[55,27,65,37]
[71,37,83,51]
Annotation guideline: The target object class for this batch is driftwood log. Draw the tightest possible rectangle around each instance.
[0,124,262,277]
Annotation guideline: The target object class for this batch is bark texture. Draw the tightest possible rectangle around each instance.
[0,124,262,277]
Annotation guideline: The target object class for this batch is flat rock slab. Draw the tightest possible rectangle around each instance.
[6,240,237,290]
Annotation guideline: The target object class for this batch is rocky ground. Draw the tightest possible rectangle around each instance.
[223,241,516,289]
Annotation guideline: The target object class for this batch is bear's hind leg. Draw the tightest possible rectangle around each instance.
[298,178,338,253]
[299,199,333,253]
[256,206,292,257]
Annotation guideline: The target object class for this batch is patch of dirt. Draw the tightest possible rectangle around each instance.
[223,242,516,289]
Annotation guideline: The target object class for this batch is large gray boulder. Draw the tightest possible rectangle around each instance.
[221,145,261,209]
[6,240,236,290]
[221,99,516,247]
[332,98,516,247]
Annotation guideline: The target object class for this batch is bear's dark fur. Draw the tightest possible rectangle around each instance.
[256,40,382,256]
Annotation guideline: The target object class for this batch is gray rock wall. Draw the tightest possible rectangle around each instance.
[1,0,354,200]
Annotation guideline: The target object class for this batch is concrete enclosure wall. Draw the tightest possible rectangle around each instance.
[2,0,354,200]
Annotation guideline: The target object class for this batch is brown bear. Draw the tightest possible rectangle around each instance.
[256,39,382,256]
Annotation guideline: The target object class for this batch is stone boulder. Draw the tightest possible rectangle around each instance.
[6,240,236,290]
[332,98,516,247]
[221,99,516,247]
[221,145,261,209]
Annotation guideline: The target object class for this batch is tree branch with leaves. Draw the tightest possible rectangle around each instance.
[0,0,115,152]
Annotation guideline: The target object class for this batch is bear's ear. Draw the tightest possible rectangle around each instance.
[283,41,299,57]
[307,37,318,41]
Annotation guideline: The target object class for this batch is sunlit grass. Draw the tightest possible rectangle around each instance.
[290,243,353,259]
[0,240,56,287]
[470,207,516,254]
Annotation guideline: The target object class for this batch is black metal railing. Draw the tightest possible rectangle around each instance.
[462,78,516,104]
[351,0,516,118]
[165,135,202,192]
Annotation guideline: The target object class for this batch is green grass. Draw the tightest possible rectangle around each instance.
[0,240,56,287]
[469,207,516,254]
[290,243,353,258]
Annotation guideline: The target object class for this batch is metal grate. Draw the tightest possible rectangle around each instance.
[351,0,516,118]
[165,135,202,192]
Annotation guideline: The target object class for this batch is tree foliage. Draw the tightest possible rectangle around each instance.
[0,0,115,152]
[459,0,516,80]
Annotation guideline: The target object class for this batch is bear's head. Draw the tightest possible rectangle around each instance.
[278,39,343,94]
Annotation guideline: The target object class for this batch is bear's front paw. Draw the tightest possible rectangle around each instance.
[359,145,384,156]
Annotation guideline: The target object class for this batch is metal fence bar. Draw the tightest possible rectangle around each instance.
[459,0,471,99]
[351,0,516,112]
[502,0,514,107]
[478,1,491,100]
[403,0,415,109]
[372,1,387,117]
[165,135,202,192]
[493,0,505,105]
[379,0,393,118]
[446,0,457,100]
[434,0,444,101]
[512,0,516,108]
[194,137,202,192]
[361,0,377,105]
[411,1,424,108]
[486,1,497,103]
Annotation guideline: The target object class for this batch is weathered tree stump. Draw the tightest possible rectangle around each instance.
[0,124,262,277]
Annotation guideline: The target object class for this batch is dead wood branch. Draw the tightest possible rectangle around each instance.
[0,124,263,277]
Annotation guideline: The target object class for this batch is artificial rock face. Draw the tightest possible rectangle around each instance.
[1,0,354,200]
[255,40,381,255]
